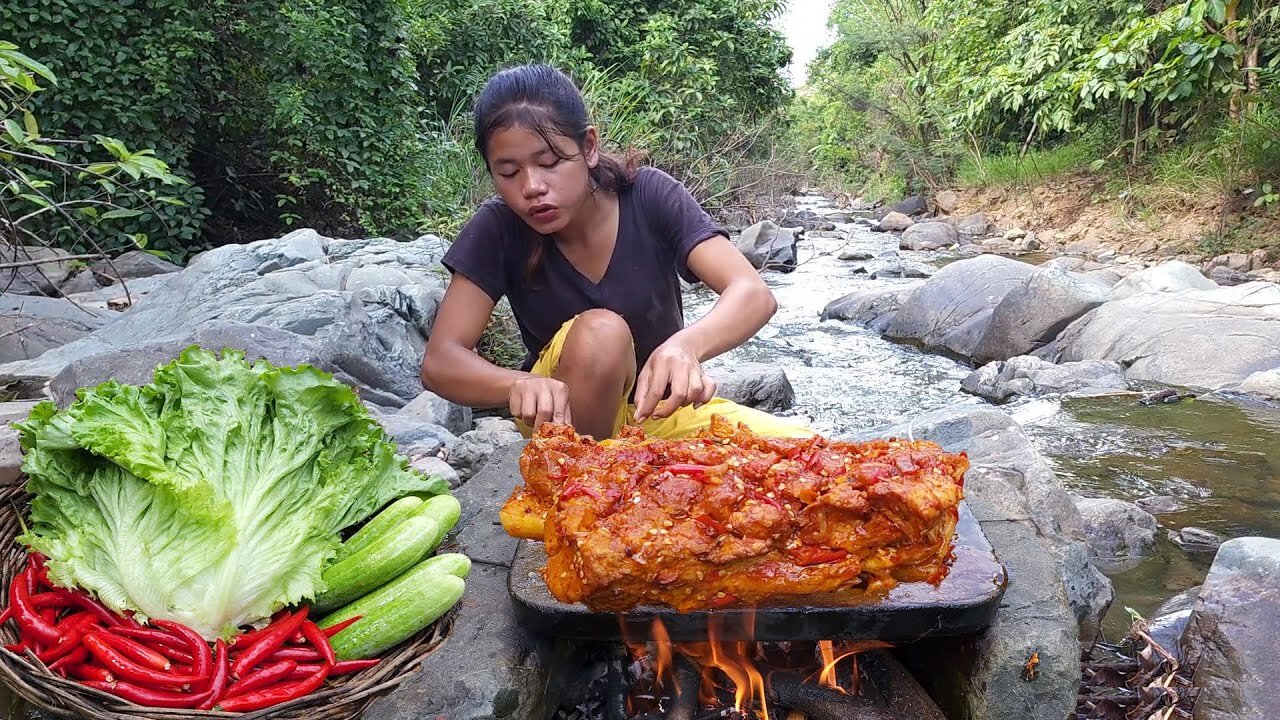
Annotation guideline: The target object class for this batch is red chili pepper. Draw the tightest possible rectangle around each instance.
[10,567,61,645]
[150,619,211,685]
[301,620,336,666]
[215,663,330,712]
[231,607,309,678]
[322,615,362,638]
[222,660,296,701]
[4,642,28,654]
[96,630,173,671]
[53,610,94,631]
[665,463,709,478]
[0,607,11,625]
[266,646,323,663]
[195,639,229,711]
[47,644,89,672]
[558,482,601,502]
[287,659,378,680]
[694,514,728,534]
[36,614,99,663]
[82,680,206,708]
[66,663,115,683]
[82,633,201,689]
[789,546,849,566]
[38,607,56,625]
[32,588,120,627]
[110,625,188,652]
[754,492,785,511]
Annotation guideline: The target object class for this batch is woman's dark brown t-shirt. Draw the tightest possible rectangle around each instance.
[441,166,726,371]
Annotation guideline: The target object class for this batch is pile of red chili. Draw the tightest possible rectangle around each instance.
[2,553,377,712]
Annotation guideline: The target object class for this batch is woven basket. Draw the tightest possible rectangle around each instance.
[0,481,456,720]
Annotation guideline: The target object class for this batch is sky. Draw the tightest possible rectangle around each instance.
[774,0,836,87]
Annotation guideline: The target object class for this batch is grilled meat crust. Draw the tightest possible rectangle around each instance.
[502,416,967,612]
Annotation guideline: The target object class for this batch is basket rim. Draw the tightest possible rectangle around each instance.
[0,479,457,720]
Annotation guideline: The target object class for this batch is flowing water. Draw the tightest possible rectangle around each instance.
[686,194,1280,639]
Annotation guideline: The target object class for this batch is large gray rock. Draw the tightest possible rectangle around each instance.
[820,283,923,333]
[1,401,40,488]
[62,274,173,312]
[362,442,551,720]
[886,256,1037,357]
[971,266,1110,364]
[1181,537,1280,720]
[397,390,473,437]
[1110,260,1216,300]
[961,356,1129,403]
[447,427,525,479]
[864,404,1113,648]
[0,230,447,406]
[882,406,1089,720]
[955,213,989,237]
[887,194,928,217]
[1147,586,1200,662]
[709,362,795,412]
[0,295,118,364]
[1072,496,1159,570]
[0,245,74,295]
[736,221,799,272]
[935,190,960,214]
[1046,281,1280,392]
[878,211,915,232]
[899,222,958,250]
[1238,368,1280,399]
[90,249,182,282]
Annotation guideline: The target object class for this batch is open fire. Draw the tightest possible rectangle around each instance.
[553,612,934,720]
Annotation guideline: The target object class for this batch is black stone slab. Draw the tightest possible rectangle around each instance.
[508,501,1007,642]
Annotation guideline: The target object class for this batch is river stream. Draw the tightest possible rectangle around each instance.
[687,194,1280,639]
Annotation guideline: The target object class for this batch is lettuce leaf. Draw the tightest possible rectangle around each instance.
[15,346,448,639]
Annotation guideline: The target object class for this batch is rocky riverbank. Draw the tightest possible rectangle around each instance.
[2,198,1278,720]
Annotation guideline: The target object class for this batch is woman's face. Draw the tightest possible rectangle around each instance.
[485,124,599,235]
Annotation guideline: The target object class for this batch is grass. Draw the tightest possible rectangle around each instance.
[956,140,1098,187]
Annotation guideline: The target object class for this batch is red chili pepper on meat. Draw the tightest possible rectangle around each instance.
[789,546,849,566]
[231,606,309,679]
[222,660,296,701]
[96,630,173,671]
[322,615,362,638]
[287,659,378,680]
[82,680,207,709]
[695,514,728,534]
[709,593,739,608]
[665,463,709,478]
[754,492,785,511]
[151,619,211,686]
[195,639,229,711]
[82,632,201,689]
[10,567,61,645]
[301,620,336,666]
[558,482,600,501]
[66,663,114,684]
[215,663,330,712]
[47,644,89,673]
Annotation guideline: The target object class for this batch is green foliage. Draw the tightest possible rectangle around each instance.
[1,39,185,261]
[956,139,1101,187]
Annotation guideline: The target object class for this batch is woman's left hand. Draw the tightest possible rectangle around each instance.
[633,338,716,423]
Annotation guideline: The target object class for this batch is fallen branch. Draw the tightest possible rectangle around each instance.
[0,253,104,270]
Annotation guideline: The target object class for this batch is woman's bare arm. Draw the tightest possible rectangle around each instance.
[421,275,529,408]
[670,235,777,361]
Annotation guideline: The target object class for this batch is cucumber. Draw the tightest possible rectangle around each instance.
[415,494,461,547]
[334,496,424,564]
[318,554,471,660]
[313,514,441,612]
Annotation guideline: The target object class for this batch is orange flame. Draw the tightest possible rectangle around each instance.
[679,614,771,720]
[651,619,674,691]
[816,640,895,694]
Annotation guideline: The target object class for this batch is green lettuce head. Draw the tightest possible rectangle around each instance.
[15,346,448,639]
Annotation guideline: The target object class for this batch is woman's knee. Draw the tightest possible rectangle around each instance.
[559,310,635,374]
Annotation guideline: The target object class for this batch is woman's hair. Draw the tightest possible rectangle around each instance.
[472,64,642,281]
[474,64,636,193]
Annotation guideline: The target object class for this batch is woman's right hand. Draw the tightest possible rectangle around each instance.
[509,376,573,431]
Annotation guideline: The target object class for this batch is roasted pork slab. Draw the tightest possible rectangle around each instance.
[500,416,967,612]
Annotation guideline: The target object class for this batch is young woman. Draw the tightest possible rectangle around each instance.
[421,64,812,442]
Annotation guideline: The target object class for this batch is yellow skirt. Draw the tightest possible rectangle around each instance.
[513,316,815,440]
